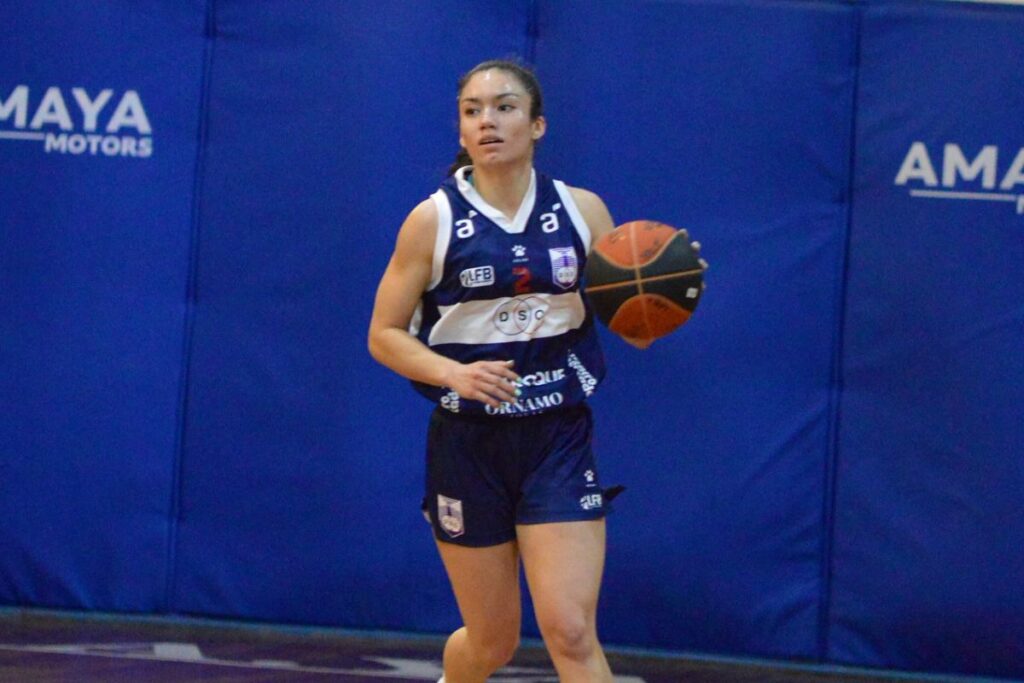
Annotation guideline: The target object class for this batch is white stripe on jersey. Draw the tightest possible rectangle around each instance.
[428,190,453,291]
[553,180,592,254]
[428,292,586,346]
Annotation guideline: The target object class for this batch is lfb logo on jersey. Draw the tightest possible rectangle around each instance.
[459,265,494,288]
[548,247,578,289]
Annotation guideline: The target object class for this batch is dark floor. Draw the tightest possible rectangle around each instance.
[0,610,985,682]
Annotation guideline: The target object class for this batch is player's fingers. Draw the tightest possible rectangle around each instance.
[477,387,512,409]
[690,240,701,252]
[482,360,520,383]
[489,376,520,403]
[473,391,502,409]
[698,257,709,270]
[495,367,521,384]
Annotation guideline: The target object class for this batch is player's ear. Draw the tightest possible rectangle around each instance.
[531,116,546,141]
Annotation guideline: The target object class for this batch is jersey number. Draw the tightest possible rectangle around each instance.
[513,266,532,294]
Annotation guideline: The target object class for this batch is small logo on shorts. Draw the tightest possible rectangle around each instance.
[438,495,465,538]
[440,390,460,413]
[580,493,602,511]
[584,469,596,488]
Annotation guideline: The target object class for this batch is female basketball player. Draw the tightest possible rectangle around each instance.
[368,60,629,683]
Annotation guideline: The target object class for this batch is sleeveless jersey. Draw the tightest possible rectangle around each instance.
[410,167,606,417]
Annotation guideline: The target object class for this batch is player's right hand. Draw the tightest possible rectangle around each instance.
[444,359,521,408]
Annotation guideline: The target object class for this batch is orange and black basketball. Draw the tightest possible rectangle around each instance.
[584,220,704,342]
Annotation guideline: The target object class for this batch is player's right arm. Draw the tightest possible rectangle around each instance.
[367,199,520,407]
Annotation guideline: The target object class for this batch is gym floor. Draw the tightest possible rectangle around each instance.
[0,609,998,683]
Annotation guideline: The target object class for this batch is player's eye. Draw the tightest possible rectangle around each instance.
[499,104,515,112]
[463,107,479,116]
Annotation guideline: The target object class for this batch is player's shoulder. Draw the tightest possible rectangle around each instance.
[563,185,614,240]
[394,197,438,259]
[564,185,604,207]
[407,195,438,223]
[565,185,610,217]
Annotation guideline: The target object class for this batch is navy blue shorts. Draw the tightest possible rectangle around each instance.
[424,404,612,547]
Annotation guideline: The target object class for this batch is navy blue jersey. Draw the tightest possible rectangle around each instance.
[410,167,605,417]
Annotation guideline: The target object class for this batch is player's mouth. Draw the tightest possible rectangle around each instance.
[479,136,504,146]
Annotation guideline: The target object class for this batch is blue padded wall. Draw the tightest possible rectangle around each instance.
[533,0,857,659]
[170,0,533,630]
[830,1,1024,678]
[0,1,206,611]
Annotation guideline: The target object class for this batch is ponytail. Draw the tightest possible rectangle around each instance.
[447,147,473,177]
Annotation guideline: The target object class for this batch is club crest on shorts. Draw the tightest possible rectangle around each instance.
[548,247,578,289]
[437,495,465,538]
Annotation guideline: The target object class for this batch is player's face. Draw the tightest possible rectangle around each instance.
[458,69,545,168]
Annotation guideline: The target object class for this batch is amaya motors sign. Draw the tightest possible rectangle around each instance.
[0,85,152,158]
[895,142,1024,215]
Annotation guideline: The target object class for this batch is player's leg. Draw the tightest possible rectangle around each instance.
[517,519,612,683]
[435,539,521,683]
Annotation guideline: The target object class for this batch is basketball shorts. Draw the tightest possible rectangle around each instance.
[423,403,619,547]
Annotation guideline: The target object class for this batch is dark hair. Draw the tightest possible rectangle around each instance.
[447,59,544,176]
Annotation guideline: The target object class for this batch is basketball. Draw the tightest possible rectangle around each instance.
[584,220,704,342]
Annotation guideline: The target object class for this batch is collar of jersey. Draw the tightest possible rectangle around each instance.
[454,166,536,235]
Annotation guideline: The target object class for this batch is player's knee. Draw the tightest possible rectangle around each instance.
[468,630,519,669]
[542,612,595,662]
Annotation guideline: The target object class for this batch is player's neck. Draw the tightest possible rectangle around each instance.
[469,162,533,220]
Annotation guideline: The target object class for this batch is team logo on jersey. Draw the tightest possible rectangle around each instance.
[459,265,494,288]
[548,247,578,289]
[437,495,464,538]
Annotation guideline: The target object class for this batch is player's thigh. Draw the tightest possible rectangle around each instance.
[516,520,605,635]
[436,539,522,642]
